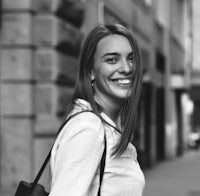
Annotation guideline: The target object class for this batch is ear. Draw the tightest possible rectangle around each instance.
[90,70,95,81]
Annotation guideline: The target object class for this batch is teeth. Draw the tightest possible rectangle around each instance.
[117,79,131,84]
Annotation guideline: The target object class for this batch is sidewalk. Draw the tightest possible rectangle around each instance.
[143,150,200,196]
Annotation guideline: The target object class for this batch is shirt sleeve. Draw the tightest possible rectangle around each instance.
[49,112,105,196]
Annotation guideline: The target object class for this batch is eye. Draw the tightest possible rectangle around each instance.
[128,54,135,66]
[128,57,133,65]
[105,57,118,64]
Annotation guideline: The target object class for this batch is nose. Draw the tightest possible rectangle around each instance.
[119,59,131,73]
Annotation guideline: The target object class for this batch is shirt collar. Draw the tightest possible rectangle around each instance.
[74,98,118,129]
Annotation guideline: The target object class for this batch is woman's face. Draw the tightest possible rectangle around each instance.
[91,34,134,104]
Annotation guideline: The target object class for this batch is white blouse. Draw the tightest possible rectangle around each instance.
[49,99,145,196]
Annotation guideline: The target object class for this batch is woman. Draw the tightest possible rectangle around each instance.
[49,23,145,196]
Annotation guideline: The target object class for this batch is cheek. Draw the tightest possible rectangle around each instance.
[93,64,106,78]
[93,60,115,80]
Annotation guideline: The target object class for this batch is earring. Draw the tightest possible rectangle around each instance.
[91,79,95,87]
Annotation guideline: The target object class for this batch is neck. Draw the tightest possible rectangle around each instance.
[94,95,122,123]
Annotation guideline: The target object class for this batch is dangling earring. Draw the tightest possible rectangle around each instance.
[91,79,95,87]
[90,72,95,87]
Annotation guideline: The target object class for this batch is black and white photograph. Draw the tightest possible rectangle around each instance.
[0,0,200,196]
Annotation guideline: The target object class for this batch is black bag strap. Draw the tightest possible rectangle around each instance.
[31,110,107,195]
[98,134,107,196]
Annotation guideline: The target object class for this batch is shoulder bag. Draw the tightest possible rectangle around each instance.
[14,111,107,196]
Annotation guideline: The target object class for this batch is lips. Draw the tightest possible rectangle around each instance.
[111,78,131,86]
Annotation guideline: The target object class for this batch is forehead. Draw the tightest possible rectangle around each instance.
[95,34,132,56]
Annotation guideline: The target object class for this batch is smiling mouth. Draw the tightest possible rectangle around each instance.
[112,78,131,86]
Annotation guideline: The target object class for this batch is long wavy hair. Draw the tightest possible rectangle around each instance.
[69,23,143,157]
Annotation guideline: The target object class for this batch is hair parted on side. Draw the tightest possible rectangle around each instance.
[70,23,143,157]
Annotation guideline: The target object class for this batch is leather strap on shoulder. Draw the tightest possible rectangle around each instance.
[32,110,107,196]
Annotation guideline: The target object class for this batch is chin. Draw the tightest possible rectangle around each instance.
[113,93,130,101]
[113,89,131,99]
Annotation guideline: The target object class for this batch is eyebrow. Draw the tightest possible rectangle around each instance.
[128,52,133,57]
[101,52,133,59]
[102,52,120,58]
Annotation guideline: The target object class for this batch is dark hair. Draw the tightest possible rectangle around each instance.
[71,23,143,157]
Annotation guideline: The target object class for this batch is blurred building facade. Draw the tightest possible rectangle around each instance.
[191,0,200,135]
[0,0,193,195]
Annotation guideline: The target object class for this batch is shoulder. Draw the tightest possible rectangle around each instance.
[61,111,104,140]
[70,111,102,127]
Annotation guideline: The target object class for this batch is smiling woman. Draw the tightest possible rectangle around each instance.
[49,24,145,196]
[92,34,134,105]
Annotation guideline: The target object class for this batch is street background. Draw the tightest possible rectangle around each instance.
[143,150,200,196]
